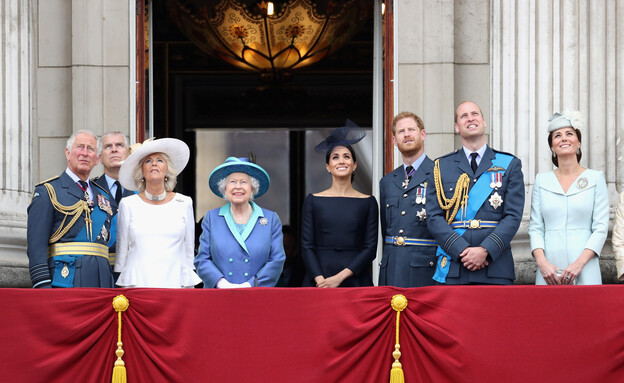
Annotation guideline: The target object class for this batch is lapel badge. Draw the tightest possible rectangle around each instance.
[259,217,268,226]
[487,166,505,172]
[416,208,427,221]
[577,177,588,189]
[489,192,503,210]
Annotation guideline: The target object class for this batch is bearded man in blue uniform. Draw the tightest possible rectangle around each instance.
[426,101,525,285]
[27,130,115,288]
[379,111,437,287]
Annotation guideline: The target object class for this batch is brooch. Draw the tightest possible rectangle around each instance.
[259,218,268,226]
[577,177,588,189]
[489,192,503,210]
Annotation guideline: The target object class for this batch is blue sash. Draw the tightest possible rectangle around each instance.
[433,153,513,283]
[51,201,109,287]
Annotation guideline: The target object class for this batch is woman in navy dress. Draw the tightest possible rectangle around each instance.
[301,120,379,287]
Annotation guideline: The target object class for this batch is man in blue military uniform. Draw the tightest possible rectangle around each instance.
[426,101,525,285]
[92,131,134,268]
[379,111,437,287]
[27,130,115,288]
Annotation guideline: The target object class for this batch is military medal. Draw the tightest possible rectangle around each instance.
[490,172,503,189]
[61,263,70,279]
[97,194,113,215]
[577,177,588,189]
[415,186,426,204]
[100,226,109,242]
[489,191,503,209]
[403,166,416,190]
[416,208,427,221]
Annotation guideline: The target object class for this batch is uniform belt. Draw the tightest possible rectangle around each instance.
[385,236,437,246]
[108,252,116,266]
[48,242,109,259]
[450,220,500,229]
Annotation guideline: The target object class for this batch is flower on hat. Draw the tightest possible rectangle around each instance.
[561,110,584,131]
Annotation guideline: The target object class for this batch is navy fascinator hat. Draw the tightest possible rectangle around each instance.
[314,119,366,153]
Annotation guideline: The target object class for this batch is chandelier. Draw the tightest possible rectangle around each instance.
[167,0,371,83]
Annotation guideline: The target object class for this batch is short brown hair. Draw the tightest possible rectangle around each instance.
[391,112,424,135]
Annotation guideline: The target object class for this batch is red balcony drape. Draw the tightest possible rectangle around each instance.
[3,286,623,382]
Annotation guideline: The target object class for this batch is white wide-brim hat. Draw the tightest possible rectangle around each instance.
[118,138,190,191]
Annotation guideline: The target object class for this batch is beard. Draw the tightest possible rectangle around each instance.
[396,140,422,157]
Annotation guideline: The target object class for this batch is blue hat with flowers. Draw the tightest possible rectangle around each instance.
[209,157,270,198]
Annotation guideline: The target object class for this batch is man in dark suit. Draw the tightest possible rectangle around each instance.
[379,112,437,287]
[92,131,133,267]
[425,101,525,285]
[27,130,115,288]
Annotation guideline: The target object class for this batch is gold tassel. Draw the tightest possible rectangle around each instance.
[112,295,130,383]
[389,294,408,383]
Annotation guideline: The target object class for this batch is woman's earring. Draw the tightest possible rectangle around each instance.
[141,177,145,182]
[576,147,581,155]
[552,151,557,158]
[165,175,169,182]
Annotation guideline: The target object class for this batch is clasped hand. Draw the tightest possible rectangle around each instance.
[459,246,489,271]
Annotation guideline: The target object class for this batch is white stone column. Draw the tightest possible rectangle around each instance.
[0,0,32,278]
[491,0,624,281]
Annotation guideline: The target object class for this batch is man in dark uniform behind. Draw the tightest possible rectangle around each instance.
[379,111,437,287]
[426,101,525,285]
[92,131,134,269]
[27,130,115,288]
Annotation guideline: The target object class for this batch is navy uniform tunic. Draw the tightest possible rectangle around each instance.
[92,174,135,257]
[27,171,115,288]
[425,146,525,285]
[379,156,437,287]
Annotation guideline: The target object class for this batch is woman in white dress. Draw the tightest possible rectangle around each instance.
[115,138,201,288]
[529,111,609,285]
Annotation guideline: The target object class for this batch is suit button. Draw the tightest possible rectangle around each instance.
[430,262,434,267]
[244,272,249,277]
[229,258,233,262]
[244,259,249,263]
[474,178,478,183]
[401,211,406,216]
[399,229,404,234]
[403,194,408,198]
[386,204,390,208]
[228,272,233,276]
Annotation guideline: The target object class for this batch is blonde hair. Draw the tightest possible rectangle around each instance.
[133,152,178,192]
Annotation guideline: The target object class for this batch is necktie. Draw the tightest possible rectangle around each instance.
[405,165,414,180]
[114,180,122,204]
[77,180,90,201]
[470,152,479,173]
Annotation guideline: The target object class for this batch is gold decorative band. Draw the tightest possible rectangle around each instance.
[48,242,109,259]
[108,252,116,266]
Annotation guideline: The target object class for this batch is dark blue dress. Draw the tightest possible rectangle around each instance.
[301,194,378,287]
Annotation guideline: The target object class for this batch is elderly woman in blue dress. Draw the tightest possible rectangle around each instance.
[529,111,609,285]
[194,157,286,288]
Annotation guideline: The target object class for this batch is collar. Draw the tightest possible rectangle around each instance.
[103,174,118,191]
[65,168,89,186]
[219,202,265,253]
[462,144,487,164]
[403,152,427,172]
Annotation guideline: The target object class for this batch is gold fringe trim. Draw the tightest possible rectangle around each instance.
[43,183,92,242]
[389,294,408,383]
[112,295,130,383]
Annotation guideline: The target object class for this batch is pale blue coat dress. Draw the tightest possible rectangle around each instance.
[529,169,609,285]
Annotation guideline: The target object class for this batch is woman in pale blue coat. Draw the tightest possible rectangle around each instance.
[529,111,608,285]
[194,157,285,288]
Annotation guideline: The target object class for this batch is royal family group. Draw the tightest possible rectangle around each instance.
[26,101,624,289]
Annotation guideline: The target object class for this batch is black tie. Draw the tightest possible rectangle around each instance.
[77,180,88,191]
[114,181,122,204]
[405,165,414,180]
[470,152,478,173]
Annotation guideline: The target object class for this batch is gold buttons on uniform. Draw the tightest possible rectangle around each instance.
[399,229,404,234]
[403,194,408,198]
[429,261,434,267]
[401,211,406,216]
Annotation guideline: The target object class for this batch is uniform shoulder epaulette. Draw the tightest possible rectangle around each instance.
[35,176,59,187]
[436,149,462,160]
